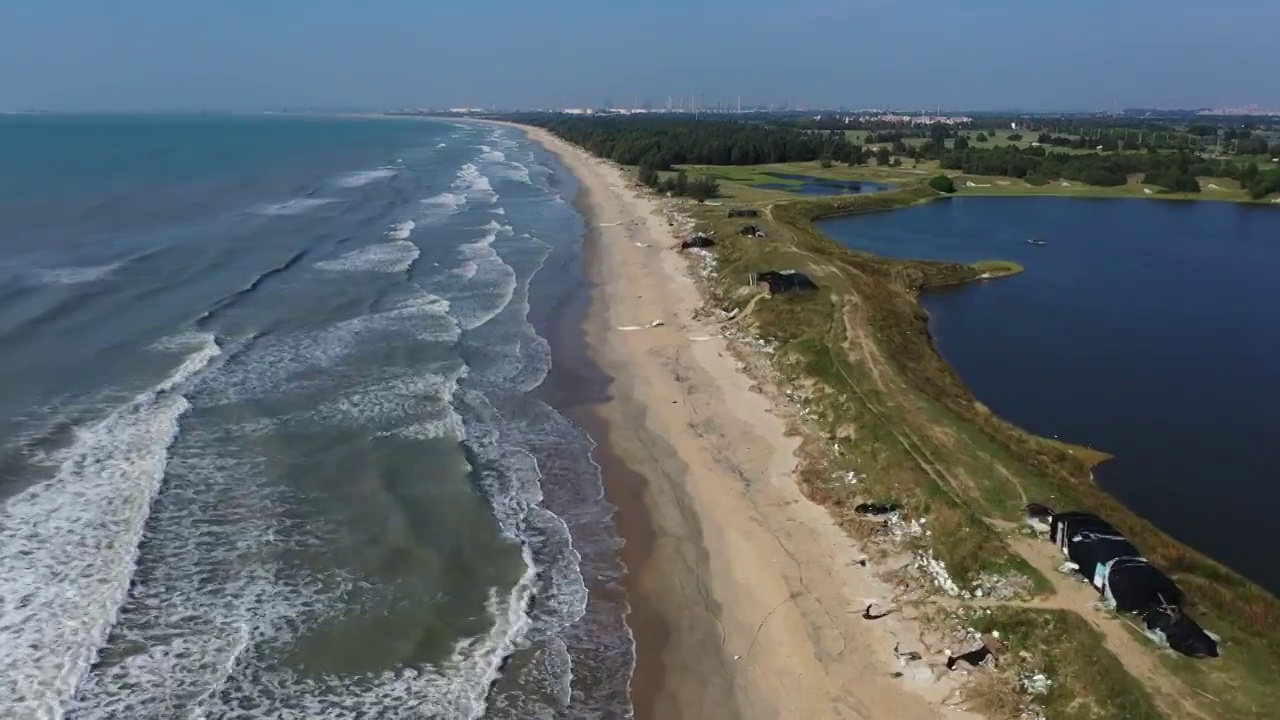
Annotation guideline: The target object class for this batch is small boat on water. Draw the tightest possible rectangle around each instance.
[1027,238,1048,246]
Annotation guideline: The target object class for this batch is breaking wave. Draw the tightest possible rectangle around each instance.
[420,191,467,224]
[453,164,497,204]
[386,220,416,240]
[314,241,419,273]
[0,332,221,719]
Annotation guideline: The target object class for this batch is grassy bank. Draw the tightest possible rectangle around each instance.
[683,179,1280,719]
[678,159,1278,204]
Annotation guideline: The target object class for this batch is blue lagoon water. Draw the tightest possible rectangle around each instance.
[0,116,631,718]
[820,197,1280,594]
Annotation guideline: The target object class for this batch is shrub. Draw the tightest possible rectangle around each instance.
[928,175,956,193]
[1024,174,1049,186]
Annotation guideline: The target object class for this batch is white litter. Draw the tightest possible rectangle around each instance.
[616,320,666,331]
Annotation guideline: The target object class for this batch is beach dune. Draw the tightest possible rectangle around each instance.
[515,123,981,720]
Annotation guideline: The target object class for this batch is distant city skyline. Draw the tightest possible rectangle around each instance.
[1,0,1277,113]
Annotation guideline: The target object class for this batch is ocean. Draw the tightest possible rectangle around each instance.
[0,115,632,719]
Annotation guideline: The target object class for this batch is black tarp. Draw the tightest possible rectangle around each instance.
[757,270,817,294]
[1104,557,1184,613]
[681,234,715,249]
[1050,512,1119,547]
[1143,606,1219,658]
[1065,531,1140,585]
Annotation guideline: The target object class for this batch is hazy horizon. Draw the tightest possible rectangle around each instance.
[2,0,1277,113]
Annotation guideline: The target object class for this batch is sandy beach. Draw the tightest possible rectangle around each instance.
[509,122,985,720]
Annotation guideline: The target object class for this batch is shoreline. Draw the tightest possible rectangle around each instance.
[508,121,982,719]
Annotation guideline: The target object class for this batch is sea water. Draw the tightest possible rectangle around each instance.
[0,115,632,719]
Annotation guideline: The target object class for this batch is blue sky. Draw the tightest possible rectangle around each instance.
[1,0,1276,111]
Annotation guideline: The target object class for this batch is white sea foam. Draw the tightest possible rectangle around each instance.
[255,198,339,216]
[420,191,467,224]
[30,263,121,286]
[0,333,220,719]
[453,164,497,204]
[335,168,398,188]
[307,363,467,439]
[441,227,517,331]
[314,241,419,273]
[494,163,532,184]
[437,142,448,148]
[197,290,458,407]
[452,261,478,280]
[386,220,416,240]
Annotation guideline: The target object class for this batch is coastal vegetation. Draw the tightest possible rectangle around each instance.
[676,177,1280,720]
[523,113,1280,719]
[516,114,1280,200]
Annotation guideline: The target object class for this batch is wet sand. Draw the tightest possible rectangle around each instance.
[513,122,983,720]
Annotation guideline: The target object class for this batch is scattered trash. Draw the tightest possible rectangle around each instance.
[616,320,666,331]
[1020,672,1052,696]
[893,642,923,663]
[863,603,895,620]
[739,224,767,238]
[916,551,962,596]
[681,233,715,250]
[855,502,900,516]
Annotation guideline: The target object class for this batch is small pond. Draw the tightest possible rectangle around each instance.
[757,172,895,196]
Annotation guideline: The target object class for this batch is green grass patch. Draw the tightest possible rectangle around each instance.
[973,259,1024,277]
[971,608,1166,720]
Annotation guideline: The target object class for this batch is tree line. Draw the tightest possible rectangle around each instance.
[519,115,861,168]
[518,115,1279,199]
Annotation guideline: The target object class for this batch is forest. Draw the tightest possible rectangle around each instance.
[518,115,860,167]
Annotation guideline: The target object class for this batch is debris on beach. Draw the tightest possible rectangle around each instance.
[1019,671,1052,696]
[915,551,962,597]
[863,602,895,620]
[680,233,715,250]
[854,501,901,516]
[616,320,665,331]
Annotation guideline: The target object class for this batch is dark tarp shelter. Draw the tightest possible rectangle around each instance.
[681,234,715,249]
[1050,512,1120,550]
[1064,531,1141,586]
[1103,557,1183,613]
[728,208,759,218]
[756,270,817,294]
[1142,605,1219,658]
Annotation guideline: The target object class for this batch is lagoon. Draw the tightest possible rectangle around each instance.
[820,197,1280,594]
